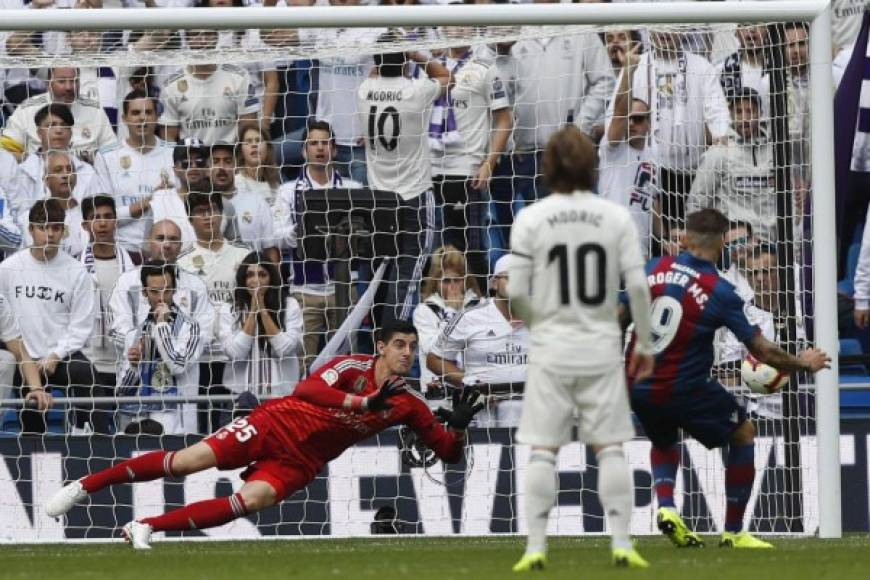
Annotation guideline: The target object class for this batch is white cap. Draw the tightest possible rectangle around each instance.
[490,254,513,282]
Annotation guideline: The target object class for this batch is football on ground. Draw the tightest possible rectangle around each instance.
[741,354,790,394]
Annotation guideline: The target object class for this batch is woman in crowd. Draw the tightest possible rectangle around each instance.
[219,251,303,398]
[235,122,282,204]
[413,245,482,391]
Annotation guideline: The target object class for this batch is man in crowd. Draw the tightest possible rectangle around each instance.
[687,88,776,243]
[16,104,102,212]
[80,195,138,433]
[274,120,363,372]
[430,32,513,288]
[109,219,214,433]
[0,199,97,433]
[598,39,658,259]
[94,90,177,260]
[117,261,205,435]
[159,29,259,146]
[177,191,250,431]
[357,39,449,322]
[623,30,730,232]
[718,25,770,123]
[427,255,529,427]
[1,67,116,159]
[209,142,279,263]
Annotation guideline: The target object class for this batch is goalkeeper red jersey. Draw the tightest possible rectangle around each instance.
[256,355,464,477]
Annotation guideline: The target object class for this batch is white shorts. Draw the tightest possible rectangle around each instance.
[516,364,635,447]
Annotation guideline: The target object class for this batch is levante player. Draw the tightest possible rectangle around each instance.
[46,320,485,549]
[624,209,830,549]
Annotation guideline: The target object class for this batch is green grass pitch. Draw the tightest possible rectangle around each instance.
[4,535,870,580]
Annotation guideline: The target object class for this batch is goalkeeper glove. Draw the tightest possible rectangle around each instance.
[366,375,407,412]
[446,388,486,430]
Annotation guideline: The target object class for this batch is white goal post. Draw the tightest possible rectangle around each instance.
[0,1,841,540]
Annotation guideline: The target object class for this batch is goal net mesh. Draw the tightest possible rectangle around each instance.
[0,15,819,541]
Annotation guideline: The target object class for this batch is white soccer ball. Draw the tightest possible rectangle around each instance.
[740,355,789,394]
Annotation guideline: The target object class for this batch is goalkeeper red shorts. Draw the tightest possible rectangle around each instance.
[203,412,316,500]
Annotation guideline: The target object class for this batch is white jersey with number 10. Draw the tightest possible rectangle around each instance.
[357,75,441,201]
[510,191,646,374]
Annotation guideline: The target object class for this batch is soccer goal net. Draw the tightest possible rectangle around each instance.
[0,3,839,543]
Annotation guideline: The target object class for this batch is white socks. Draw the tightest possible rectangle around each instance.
[524,449,557,555]
[597,444,633,551]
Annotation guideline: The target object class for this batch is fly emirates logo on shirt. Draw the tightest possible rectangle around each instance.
[649,263,709,308]
[486,341,528,366]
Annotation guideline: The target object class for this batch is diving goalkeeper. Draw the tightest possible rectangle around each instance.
[46,320,484,549]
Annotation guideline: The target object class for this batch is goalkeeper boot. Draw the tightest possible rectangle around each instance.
[657,507,705,548]
[719,531,774,549]
[45,479,88,518]
[612,547,650,569]
[122,521,154,550]
[512,552,547,572]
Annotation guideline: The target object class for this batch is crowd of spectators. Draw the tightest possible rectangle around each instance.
[0,0,854,435]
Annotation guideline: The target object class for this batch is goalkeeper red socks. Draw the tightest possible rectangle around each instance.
[650,445,680,509]
[81,451,177,493]
[725,443,755,532]
[140,493,248,532]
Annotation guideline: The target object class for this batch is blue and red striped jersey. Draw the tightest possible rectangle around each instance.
[629,252,759,403]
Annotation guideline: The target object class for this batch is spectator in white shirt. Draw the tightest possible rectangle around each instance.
[0,199,97,433]
[177,191,250,430]
[413,244,482,393]
[784,22,811,208]
[430,33,513,289]
[626,30,730,232]
[0,287,48,429]
[15,104,102,216]
[274,120,362,372]
[22,151,88,258]
[210,142,280,262]
[235,122,281,205]
[1,67,116,160]
[146,142,208,248]
[357,39,449,322]
[94,90,177,260]
[79,195,137,433]
[117,261,205,435]
[218,252,303,397]
[427,254,529,427]
[599,40,658,259]
[159,29,259,145]
[108,220,215,390]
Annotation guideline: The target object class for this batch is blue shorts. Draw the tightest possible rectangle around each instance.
[630,379,747,450]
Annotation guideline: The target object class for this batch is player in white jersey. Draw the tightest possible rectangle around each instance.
[1,67,116,159]
[599,45,657,259]
[507,127,655,571]
[356,40,449,320]
[94,90,177,257]
[159,31,259,146]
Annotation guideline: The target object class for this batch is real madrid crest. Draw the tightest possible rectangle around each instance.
[192,255,205,270]
[178,79,188,93]
[223,86,232,97]
[120,156,131,170]
[82,128,91,139]
[242,211,253,224]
